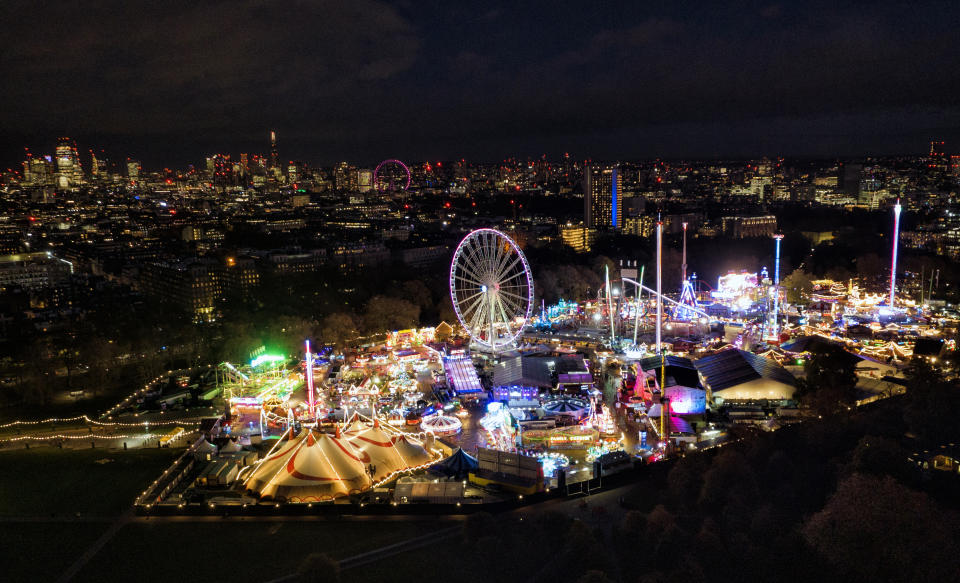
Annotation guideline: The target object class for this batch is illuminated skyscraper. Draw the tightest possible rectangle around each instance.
[25,155,55,187]
[584,165,622,229]
[127,159,142,184]
[334,161,357,191]
[210,154,232,186]
[358,169,373,193]
[55,137,82,189]
[270,131,279,170]
[929,140,947,173]
[89,150,101,178]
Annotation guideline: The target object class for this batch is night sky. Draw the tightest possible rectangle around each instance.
[3,0,960,167]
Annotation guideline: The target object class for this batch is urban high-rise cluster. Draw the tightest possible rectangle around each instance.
[1,133,958,328]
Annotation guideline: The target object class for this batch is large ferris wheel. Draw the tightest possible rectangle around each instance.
[449,229,534,351]
[373,159,411,195]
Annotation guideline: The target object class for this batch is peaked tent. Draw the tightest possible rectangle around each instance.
[193,438,219,460]
[343,415,368,435]
[429,447,479,479]
[220,440,242,453]
[245,431,372,502]
[348,423,407,481]
[542,398,588,418]
[421,414,462,436]
[392,435,434,470]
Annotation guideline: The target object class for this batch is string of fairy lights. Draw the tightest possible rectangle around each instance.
[138,432,204,507]
[102,365,213,419]
[1,367,210,446]
[5,433,162,443]
[0,414,193,429]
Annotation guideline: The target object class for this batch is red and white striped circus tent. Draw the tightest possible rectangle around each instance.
[421,413,462,436]
[393,435,433,468]
[244,423,439,502]
[348,421,409,481]
[244,430,372,502]
[342,413,367,436]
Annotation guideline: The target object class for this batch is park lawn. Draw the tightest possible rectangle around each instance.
[0,447,182,517]
[347,544,479,583]
[74,520,443,583]
[0,522,109,582]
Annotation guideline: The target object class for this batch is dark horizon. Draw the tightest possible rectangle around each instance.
[3,0,960,169]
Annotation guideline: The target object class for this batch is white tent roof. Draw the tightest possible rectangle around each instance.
[343,416,368,435]
[392,435,433,470]
[245,431,372,502]
[348,423,406,481]
[195,439,218,454]
[220,440,242,453]
[421,414,462,435]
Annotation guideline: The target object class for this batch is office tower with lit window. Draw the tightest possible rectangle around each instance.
[358,169,373,193]
[210,155,233,186]
[55,137,82,189]
[269,131,279,170]
[334,161,357,191]
[89,150,101,179]
[127,159,142,184]
[584,165,622,229]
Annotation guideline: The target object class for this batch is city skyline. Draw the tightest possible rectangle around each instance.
[6,131,956,177]
[3,1,960,167]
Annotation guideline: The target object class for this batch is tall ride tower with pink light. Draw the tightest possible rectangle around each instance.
[305,339,315,418]
[889,200,902,307]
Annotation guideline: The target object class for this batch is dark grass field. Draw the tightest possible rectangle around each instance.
[0,522,109,582]
[347,545,461,583]
[73,520,444,583]
[0,447,183,517]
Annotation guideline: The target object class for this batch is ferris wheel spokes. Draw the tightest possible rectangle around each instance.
[449,228,534,352]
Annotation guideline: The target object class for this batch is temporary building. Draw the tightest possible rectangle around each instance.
[394,478,466,504]
[193,439,218,461]
[694,349,797,402]
[245,430,372,502]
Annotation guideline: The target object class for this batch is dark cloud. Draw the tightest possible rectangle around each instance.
[3,0,960,166]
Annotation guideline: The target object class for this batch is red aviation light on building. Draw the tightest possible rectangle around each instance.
[169,209,176,215]
[28,216,36,222]
[165,179,173,184]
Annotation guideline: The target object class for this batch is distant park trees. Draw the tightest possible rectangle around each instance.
[781,269,813,305]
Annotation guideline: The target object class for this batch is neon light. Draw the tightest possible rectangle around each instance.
[373,159,411,193]
[305,340,316,418]
[890,200,901,307]
[611,168,618,227]
[772,234,783,339]
[672,279,699,320]
[250,354,285,368]
[656,220,662,354]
